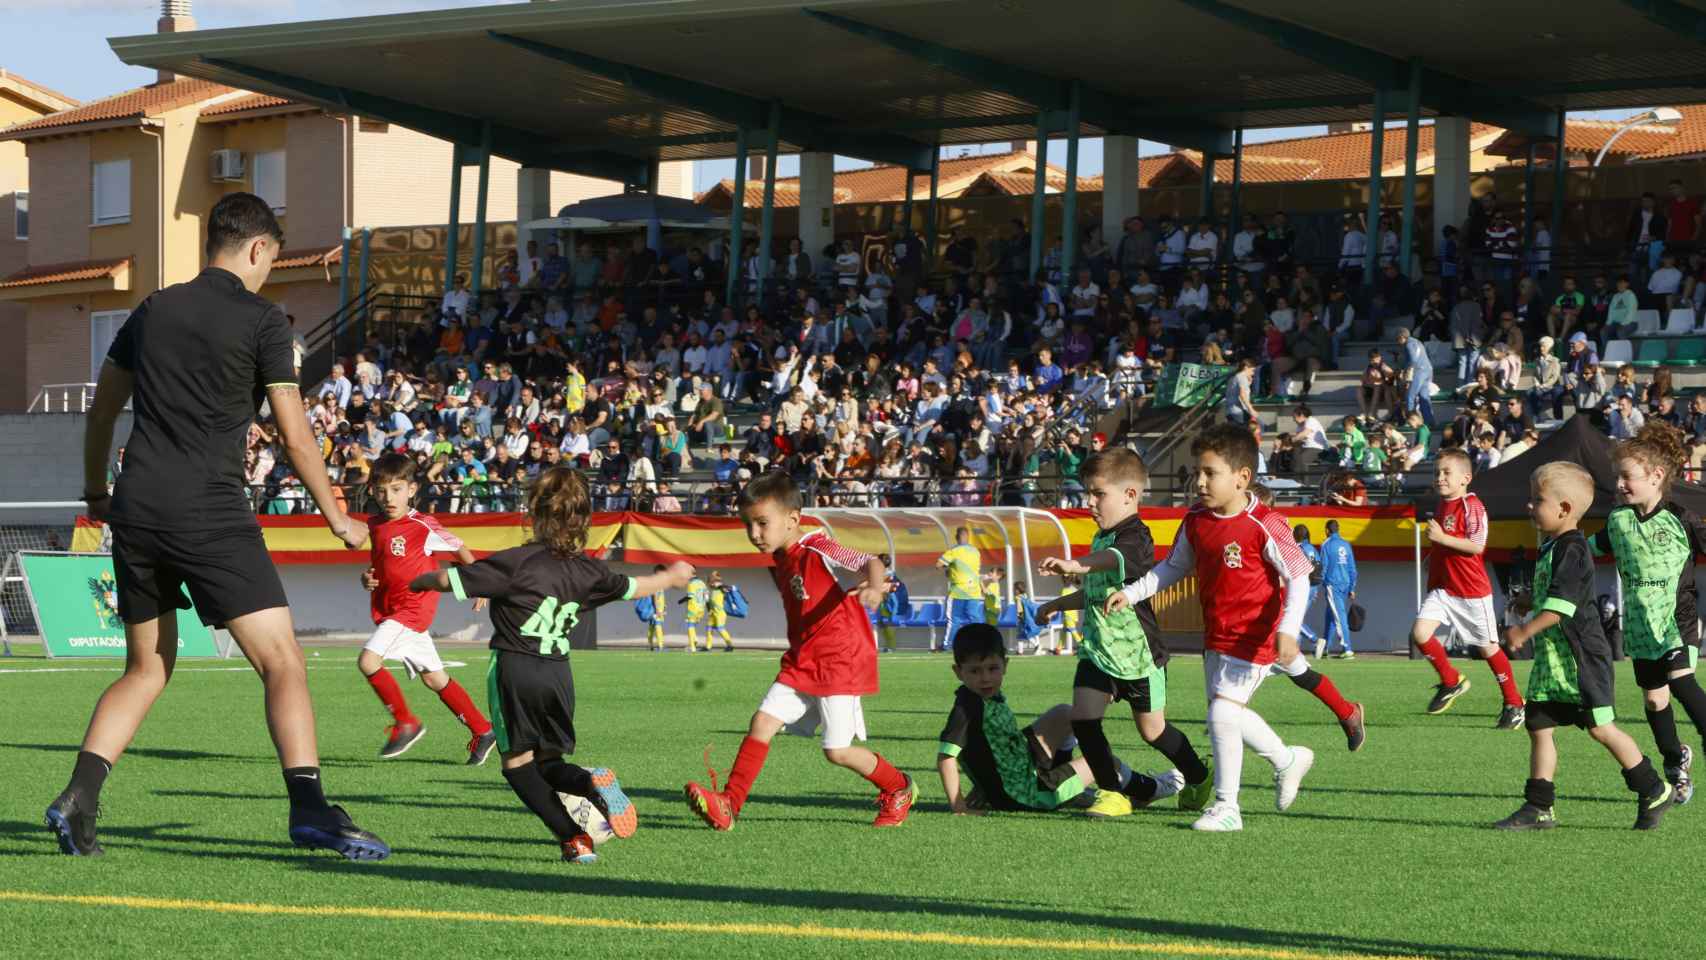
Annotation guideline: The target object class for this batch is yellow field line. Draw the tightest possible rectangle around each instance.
[0,890,1428,959]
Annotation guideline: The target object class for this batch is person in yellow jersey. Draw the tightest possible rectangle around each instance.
[982,568,1005,639]
[1060,575,1082,655]
[706,570,735,652]
[937,527,985,652]
[682,574,710,652]
[563,357,587,417]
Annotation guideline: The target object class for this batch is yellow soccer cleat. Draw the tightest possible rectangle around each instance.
[1084,789,1133,819]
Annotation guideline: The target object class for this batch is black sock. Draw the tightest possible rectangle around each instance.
[68,750,111,803]
[1668,672,1706,735]
[503,762,580,841]
[1646,705,1686,769]
[1147,722,1210,785]
[282,766,329,811]
[1049,748,1074,770]
[1622,757,1664,797]
[1070,719,1122,792]
[1122,772,1160,801]
[1288,669,1324,694]
[536,757,595,797]
[1524,777,1555,809]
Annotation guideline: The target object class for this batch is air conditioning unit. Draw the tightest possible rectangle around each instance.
[210,149,245,182]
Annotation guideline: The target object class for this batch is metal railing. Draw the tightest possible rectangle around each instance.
[27,383,98,413]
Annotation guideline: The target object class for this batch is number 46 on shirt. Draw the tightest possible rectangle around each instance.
[519,597,581,655]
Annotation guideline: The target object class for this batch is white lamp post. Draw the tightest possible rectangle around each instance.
[1592,106,1683,168]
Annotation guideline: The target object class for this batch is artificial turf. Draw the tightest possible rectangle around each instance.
[0,642,1696,960]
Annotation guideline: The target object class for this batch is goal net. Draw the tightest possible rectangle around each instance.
[0,502,94,653]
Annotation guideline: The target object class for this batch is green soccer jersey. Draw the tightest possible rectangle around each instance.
[937,686,1084,811]
[1527,531,1599,706]
[1080,515,1167,681]
[1591,502,1698,660]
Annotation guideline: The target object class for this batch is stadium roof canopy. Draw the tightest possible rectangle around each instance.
[107,0,1706,185]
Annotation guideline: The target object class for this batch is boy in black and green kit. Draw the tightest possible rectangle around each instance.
[1036,448,1212,818]
[1497,462,1675,831]
[938,625,1124,813]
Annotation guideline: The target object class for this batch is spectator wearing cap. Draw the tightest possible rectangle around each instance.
[1528,336,1565,422]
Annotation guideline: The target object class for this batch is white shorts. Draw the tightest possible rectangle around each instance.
[1417,590,1498,649]
[363,619,444,678]
[757,682,867,749]
[1204,650,1269,705]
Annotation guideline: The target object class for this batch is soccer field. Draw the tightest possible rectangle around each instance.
[0,645,1694,960]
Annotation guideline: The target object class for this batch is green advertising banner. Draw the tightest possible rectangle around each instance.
[1152,363,1231,409]
[18,553,225,659]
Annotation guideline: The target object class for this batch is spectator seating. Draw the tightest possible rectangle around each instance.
[1662,308,1695,336]
[995,603,1017,629]
[1601,339,1633,369]
[1676,339,1706,366]
[1634,309,1664,336]
[1631,338,1670,368]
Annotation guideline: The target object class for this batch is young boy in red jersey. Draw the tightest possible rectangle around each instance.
[1410,448,1526,728]
[1108,424,1316,832]
[358,453,496,763]
[685,471,917,829]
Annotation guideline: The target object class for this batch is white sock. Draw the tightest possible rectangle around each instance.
[1275,655,1308,679]
[1206,697,1244,806]
[1239,707,1293,770]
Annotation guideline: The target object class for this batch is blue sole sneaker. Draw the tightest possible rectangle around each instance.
[590,767,637,838]
[288,805,390,861]
[45,792,103,856]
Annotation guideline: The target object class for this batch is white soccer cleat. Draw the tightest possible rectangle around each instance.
[1191,800,1243,832]
[1149,768,1185,804]
[1274,746,1314,812]
[1314,637,1326,660]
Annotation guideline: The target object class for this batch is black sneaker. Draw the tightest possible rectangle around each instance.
[1493,803,1557,831]
[44,791,103,856]
[1426,678,1472,715]
[1341,702,1367,752]
[1664,745,1694,806]
[1495,705,1526,731]
[288,805,391,860]
[1635,782,1676,831]
[379,721,426,759]
[466,729,498,767]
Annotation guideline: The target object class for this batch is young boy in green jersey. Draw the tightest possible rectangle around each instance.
[1496,461,1675,831]
[1036,448,1211,817]
[1595,422,1706,804]
[939,625,1129,813]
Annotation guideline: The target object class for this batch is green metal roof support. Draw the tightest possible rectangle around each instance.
[1029,110,1048,280]
[925,152,941,269]
[444,143,462,297]
[1551,108,1568,264]
[1399,61,1423,279]
[726,126,748,310]
[1198,149,1216,221]
[1229,127,1244,257]
[901,164,915,237]
[757,104,781,293]
[469,122,493,294]
[1062,82,1083,281]
[1364,88,1386,286]
[1523,141,1537,252]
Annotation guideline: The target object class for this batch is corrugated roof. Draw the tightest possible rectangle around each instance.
[1,78,233,139]
[0,257,130,290]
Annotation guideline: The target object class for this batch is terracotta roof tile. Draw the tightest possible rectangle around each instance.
[1627,105,1706,160]
[0,257,130,290]
[697,150,1062,208]
[1,78,234,138]
[200,93,296,117]
[273,245,344,270]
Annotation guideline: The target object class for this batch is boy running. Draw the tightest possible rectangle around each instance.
[939,625,1128,813]
[686,472,916,829]
[1410,449,1526,729]
[1036,448,1210,817]
[1595,422,1706,804]
[1108,425,1317,832]
[412,468,693,862]
[1496,462,1675,830]
[358,453,496,763]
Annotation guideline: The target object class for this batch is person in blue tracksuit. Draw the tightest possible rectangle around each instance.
[1320,519,1358,659]
[1293,525,1323,658]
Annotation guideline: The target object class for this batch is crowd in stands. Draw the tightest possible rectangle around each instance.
[228,178,1706,516]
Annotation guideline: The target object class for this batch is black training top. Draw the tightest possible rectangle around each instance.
[106,268,296,532]
[448,543,636,661]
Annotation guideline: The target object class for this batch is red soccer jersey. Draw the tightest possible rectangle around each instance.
[369,511,465,631]
[1164,498,1312,665]
[768,529,879,697]
[1427,494,1492,598]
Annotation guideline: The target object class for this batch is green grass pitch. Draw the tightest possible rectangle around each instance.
[0,644,1698,960]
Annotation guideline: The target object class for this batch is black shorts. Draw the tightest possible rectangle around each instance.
[1526,700,1609,731]
[1073,658,1159,712]
[1632,648,1692,690]
[487,650,577,756]
[110,523,287,628]
[1022,723,1080,792]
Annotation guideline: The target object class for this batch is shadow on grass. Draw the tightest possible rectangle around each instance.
[0,742,379,768]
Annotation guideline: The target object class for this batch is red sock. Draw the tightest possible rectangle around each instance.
[1308,673,1358,722]
[864,753,908,794]
[724,736,769,813]
[365,669,416,725]
[436,679,492,735]
[1485,649,1524,707]
[1417,637,1462,686]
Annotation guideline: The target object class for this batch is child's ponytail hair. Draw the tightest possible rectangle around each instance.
[527,466,592,555]
[1617,421,1689,490]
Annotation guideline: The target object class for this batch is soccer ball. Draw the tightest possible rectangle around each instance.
[559,792,615,845]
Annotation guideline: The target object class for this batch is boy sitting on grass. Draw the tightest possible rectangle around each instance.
[939,625,1130,813]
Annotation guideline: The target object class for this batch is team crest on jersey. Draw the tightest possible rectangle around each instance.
[790,574,809,601]
[389,536,406,557]
[1223,542,1243,569]
[1441,515,1457,533]
[1652,528,1672,547]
